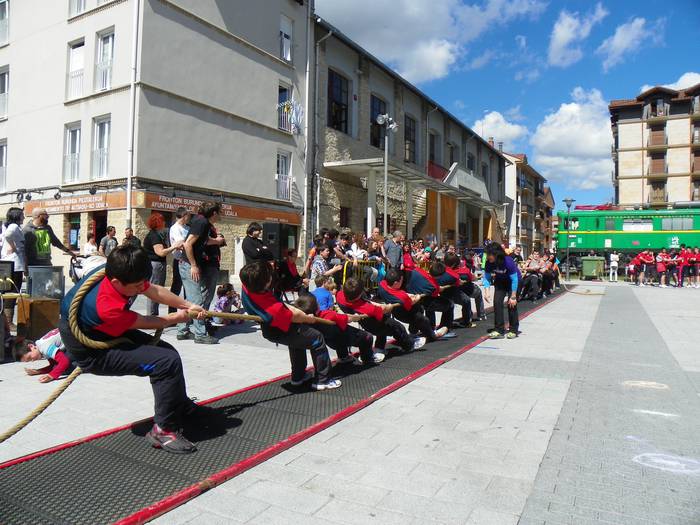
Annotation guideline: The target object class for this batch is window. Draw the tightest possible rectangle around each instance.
[0,140,6,191]
[661,217,693,231]
[622,219,653,232]
[68,213,81,250]
[428,132,437,163]
[327,69,348,134]
[279,15,292,62]
[404,115,416,163]
[96,31,114,91]
[0,67,7,118]
[92,116,110,179]
[467,152,475,172]
[64,123,81,183]
[605,218,615,230]
[692,180,700,201]
[0,0,8,46]
[69,0,86,16]
[481,162,489,180]
[339,207,351,228]
[67,40,84,99]
[370,95,386,149]
[278,85,291,132]
[276,151,291,200]
[446,143,458,166]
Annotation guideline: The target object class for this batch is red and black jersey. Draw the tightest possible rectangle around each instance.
[378,280,413,311]
[436,267,461,287]
[638,252,654,264]
[317,309,349,331]
[61,267,145,337]
[241,285,293,332]
[456,265,474,282]
[336,290,384,321]
[405,268,439,297]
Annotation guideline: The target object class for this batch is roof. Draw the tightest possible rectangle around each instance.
[315,17,509,163]
[609,82,700,110]
[502,152,546,182]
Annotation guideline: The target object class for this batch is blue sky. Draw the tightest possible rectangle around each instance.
[316,0,700,211]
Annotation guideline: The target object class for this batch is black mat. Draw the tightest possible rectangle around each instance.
[0,291,563,525]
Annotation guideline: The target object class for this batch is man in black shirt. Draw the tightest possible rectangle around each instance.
[177,202,225,344]
[241,222,274,266]
[122,227,142,249]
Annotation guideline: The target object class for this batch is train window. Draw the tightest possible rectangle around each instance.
[661,217,693,231]
[622,219,653,232]
[605,218,615,230]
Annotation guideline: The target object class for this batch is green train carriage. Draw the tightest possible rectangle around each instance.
[556,208,700,256]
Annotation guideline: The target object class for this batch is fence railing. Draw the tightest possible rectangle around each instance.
[64,154,80,183]
[67,69,84,99]
[278,105,292,132]
[92,148,109,179]
[276,172,291,200]
[95,60,112,91]
[341,260,381,291]
[0,92,6,118]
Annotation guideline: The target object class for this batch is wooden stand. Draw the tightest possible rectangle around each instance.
[17,297,60,341]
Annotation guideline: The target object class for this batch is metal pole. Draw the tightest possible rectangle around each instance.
[126,0,141,230]
[383,131,388,237]
[565,205,571,282]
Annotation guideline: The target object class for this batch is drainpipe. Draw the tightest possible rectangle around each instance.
[126,0,141,229]
[312,24,333,238]
[301,0,313,256]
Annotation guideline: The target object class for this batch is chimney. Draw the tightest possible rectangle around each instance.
[488,137,494,147]
[497,141,503,152]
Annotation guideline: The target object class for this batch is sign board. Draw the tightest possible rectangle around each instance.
[604,239,612,248]
[25,193,127,214]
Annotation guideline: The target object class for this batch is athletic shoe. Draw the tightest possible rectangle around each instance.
[505,331,518,339]
[479,315,487,321]
[337,355,362,366]
[371,352,385,364]
[194,335,219,345]
[312,379,342,390]
[435,326,449,338]
[146,424,197,454]
[413,336,427,350]
[465,322,477,328]
[488,331,504,340]
[440,331,458,339]
[290,371,314,386]
[176,331,195,341]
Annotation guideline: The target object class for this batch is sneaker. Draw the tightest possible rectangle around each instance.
[440,331,458,339]
[371,352,385,364]
[505,331,518,339]
[312,379,342,390]
[194,335,219,345]
[435,326,449,338]
[479,315,487,321]
[488,331,504,340]
[176,331,195,341]
[290,371,314,386]
[146,424,197,454]
[413,336,427,350]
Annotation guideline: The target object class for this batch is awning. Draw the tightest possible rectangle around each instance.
[323,158,496,209]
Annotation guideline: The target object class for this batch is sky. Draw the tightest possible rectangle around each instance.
[315,0,700,211]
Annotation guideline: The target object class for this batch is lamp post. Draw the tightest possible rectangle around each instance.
[563,197,575,281]
[376,113,399,236]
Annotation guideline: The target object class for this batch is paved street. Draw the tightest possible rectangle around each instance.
[2,285,700,524]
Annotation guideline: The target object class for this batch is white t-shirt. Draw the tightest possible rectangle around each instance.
[83,242,98,256]
[169,221,189,260]
[1,223,26,272]
[610,253,619,268]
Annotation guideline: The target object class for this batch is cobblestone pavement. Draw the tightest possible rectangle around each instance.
[519,286,700,525]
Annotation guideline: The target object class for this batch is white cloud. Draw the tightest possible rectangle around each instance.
[548,3,608,68]
[467,49,498,70]
[530,87,612,190]
[597,17,665,72]
[505,105,526,121]
[515,35,527,50]
[473,111,529,151]
[514,69,540,83]
[640,71,700,93]
[316,0,547,83]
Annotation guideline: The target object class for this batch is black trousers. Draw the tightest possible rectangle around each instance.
[463,281,484,318]
[392,305,436,340]
[520,273,540,300]
[59,319,189,431]
[423,296,454,329]
[442,288,472,324]
[360,315,413,351]
[493,285,519,334]
[315,324,374,362]
[262,323,331,383]
[541,271,554,295]
[168,259,184,314]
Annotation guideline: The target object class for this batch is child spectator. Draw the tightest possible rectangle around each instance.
[337,277,425,354]
[311,276,336,312]
[13,329,71,383]
[240,261,341,391]
[212,283,242,325]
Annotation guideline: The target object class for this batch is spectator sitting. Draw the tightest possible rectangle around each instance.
[14,329,71,383]
[212,283,243,326]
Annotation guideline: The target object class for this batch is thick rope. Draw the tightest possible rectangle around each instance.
[0,269,162,444]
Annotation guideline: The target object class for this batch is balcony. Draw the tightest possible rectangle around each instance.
[0,18,7,46]
[64,154,80,183]
[533,231,543,242]
[276,172,291,200]
[646,164,668,180]
[0,92,6,118]
[692,98,700,120]
[693,158,700,175]
[692,128,700,147]
[278,103,292,133]
[69,0,86,16]
[92,148,109,180]
[95,60,112,91]
[646,134,668,151]
[691,187,700,202]
[648,191,668,206]
[428,161,448,181]
[66,69,84,100]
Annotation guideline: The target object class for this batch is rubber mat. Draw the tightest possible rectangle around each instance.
[0,291,565,525]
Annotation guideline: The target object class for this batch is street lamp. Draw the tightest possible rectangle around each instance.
[563,197,575,281]
[376,113,399,236]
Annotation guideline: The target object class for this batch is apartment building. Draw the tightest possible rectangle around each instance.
[503,152,554,255]
[0,0,310,279]
[609,84,700,207]
[312,18,507,246]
